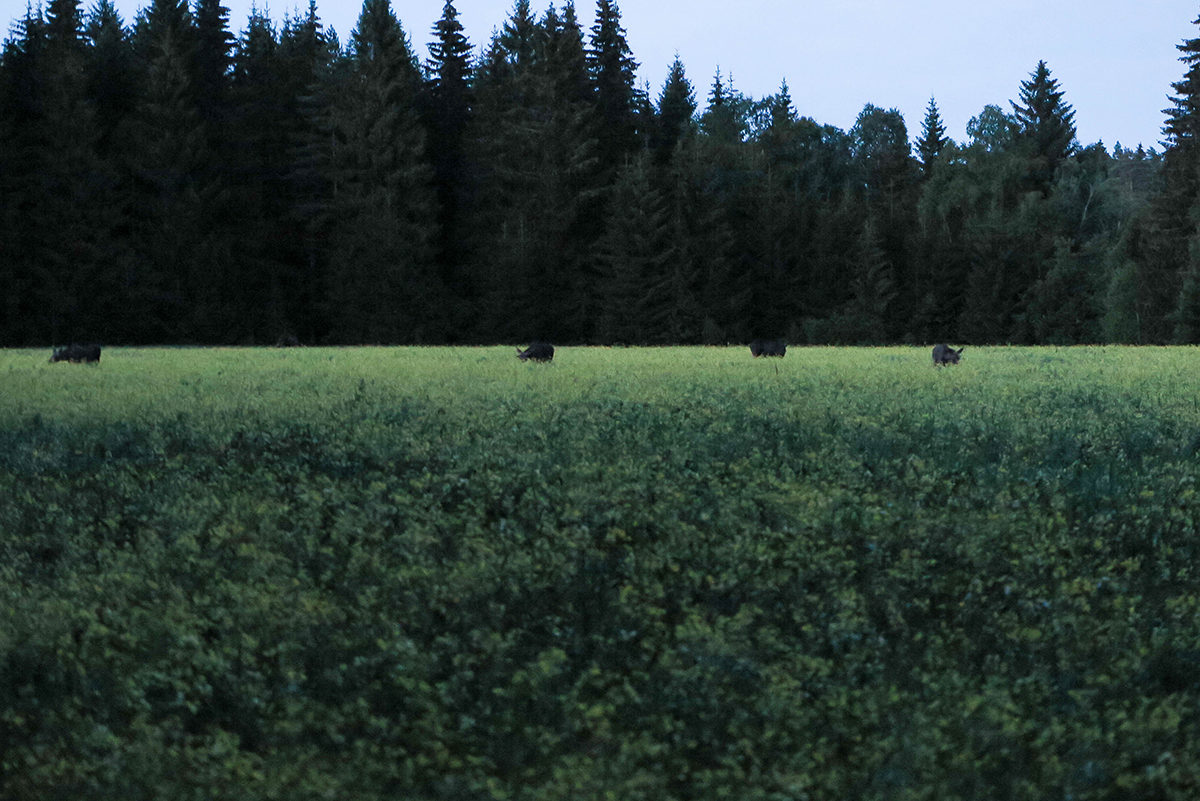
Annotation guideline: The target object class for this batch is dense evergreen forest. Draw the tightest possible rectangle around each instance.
[3,0,1200,346]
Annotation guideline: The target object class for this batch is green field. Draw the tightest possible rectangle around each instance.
[4,345,1200,799]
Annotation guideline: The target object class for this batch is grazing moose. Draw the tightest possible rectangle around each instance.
[750,339,786,358]
[516,342,555,363]
[50,344,102,364]
[932,344,963,366]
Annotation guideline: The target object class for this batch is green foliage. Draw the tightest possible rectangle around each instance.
[917,96,948,177]
[651,54,696,164]
[310,0,441,343]
[1011,60,1078,193]
[828,219,897,343]
[6,345,1200,798]
[586,0,639,172]
[0,2,1180,347]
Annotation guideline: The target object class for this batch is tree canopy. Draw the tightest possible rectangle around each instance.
[0,0,1184,345]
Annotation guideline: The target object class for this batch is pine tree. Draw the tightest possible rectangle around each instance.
[917,96,948,177]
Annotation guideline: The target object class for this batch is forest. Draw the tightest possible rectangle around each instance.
[1,0,1199,346]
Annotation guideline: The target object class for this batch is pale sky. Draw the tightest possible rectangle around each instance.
[5,0,1197,150]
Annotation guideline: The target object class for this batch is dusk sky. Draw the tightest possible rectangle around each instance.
[4,0,1197,150]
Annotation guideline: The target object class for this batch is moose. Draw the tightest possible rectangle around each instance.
[50,344,102,364]
[932,344,963,366]
[750,339,786,358]
[516,342,555,363]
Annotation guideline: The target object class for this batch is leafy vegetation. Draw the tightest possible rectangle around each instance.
[4,345,1200,798]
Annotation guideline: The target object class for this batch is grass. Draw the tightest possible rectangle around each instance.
[4,345,1200,800]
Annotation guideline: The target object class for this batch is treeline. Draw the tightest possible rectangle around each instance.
[2,0,1198,346]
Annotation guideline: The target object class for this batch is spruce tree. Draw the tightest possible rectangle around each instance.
[699,67,746,144]
[281,0,338,341]
[829,218,897,344]
[498,0,537,71]
[312,0,440,342]
[587,0,639,171]
[595,156,670,343]
[1150,13,1200,341]
[0,10,48,343]
[549,1,589,107]
[85,0,137,153]
[38,0,96,341]
[767,79,797,130]
[652,54,695,164]
[1011,60,1077,193]
[1164,15,1200,154]
[424,0,473,316]
[917,96,948,177]
[463,2,599,342]
[676,126,749,341]
[656,161,704,342]
[127,0,231,341]
[465,29,542,341]
[227,8,292,341]
[4,0,125,343]
[192,0,232,126]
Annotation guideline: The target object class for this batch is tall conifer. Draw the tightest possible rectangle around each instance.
[587,0,638,171]
[313,0,440,342]
[424,0,473,314]
[917,96,948,177]
[1011,60,1076,192]
[652,54,695,164]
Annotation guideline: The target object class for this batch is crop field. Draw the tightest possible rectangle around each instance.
[4,345,1200,799]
